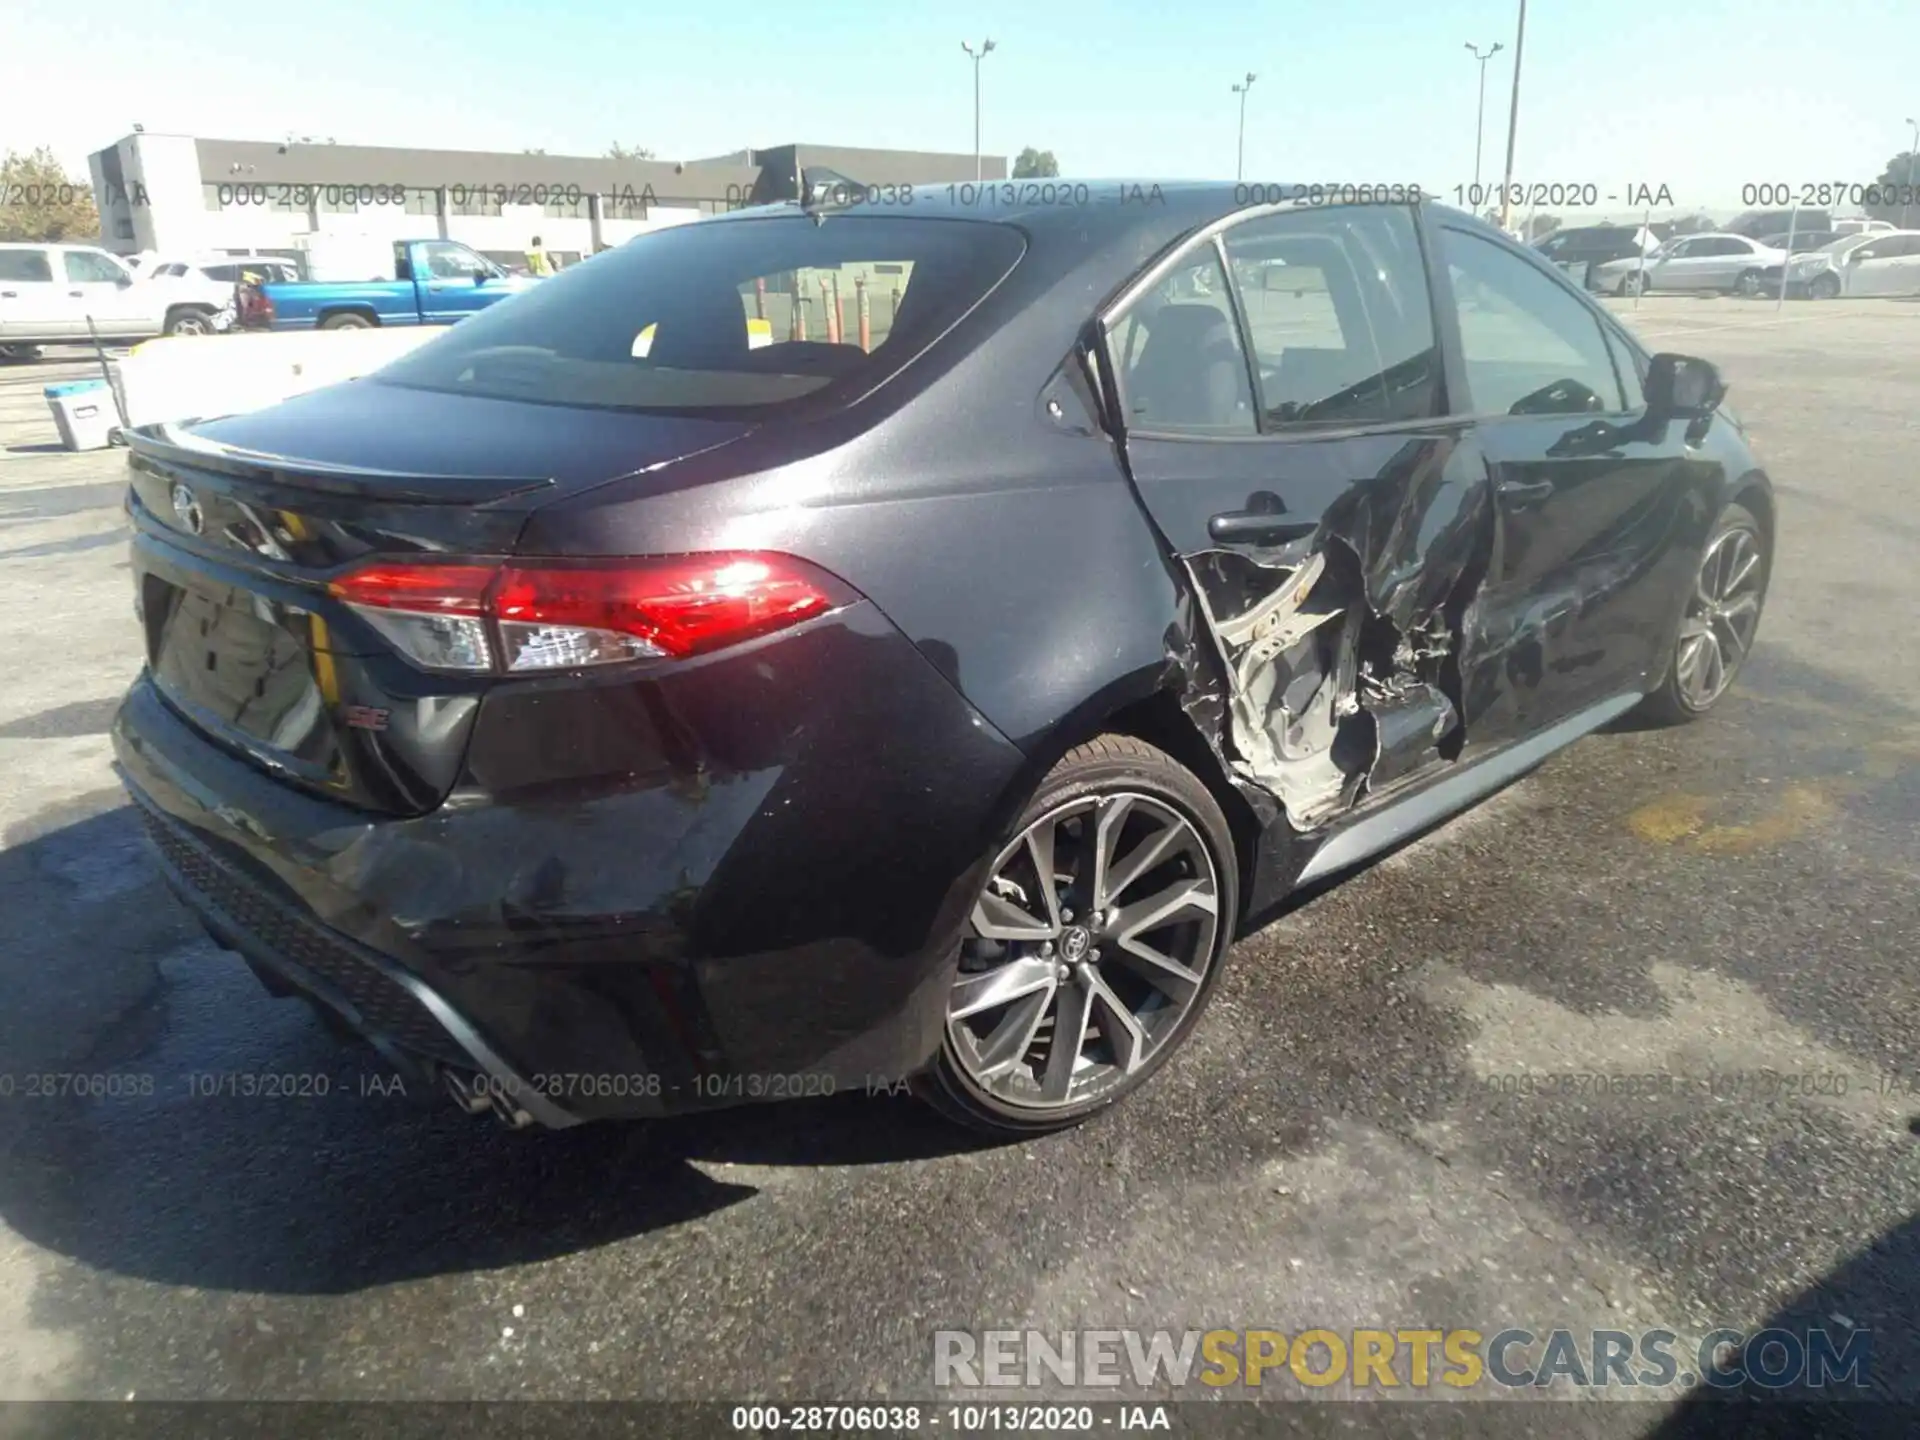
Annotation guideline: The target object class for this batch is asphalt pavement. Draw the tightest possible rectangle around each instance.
[0,304,1916,1431]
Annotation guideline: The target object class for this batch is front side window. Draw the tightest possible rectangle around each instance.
[1222,205,1439,430]
[1105,247,1255,436]
[377,215,1025,416]
[1439,226,1624,417]
[64,250,128,284]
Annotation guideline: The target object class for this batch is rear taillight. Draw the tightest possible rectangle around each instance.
[327,553,845,673]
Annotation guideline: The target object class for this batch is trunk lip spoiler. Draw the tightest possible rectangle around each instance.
[125,422,558,506]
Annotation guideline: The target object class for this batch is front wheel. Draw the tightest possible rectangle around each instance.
[1808,272,1840,300]
[1637,502,1768,724]
[917,735,1239,1138]
[1622,270,1651,297]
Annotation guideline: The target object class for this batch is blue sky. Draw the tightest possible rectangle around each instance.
[8,0,1918,217]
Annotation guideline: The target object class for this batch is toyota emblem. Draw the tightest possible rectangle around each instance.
[169,482,204,535]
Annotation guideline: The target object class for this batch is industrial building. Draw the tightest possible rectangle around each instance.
[86,134,1008,272]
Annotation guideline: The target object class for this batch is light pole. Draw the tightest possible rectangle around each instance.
[1464,42,1503,213]
[962,39,997,182]
[1905,117,1918,230]
[1498,0,1527,235]
[1233,73,1257,182]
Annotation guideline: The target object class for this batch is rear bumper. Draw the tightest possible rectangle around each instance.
[112,602,1028,1125]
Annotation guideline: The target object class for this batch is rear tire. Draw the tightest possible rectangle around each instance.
[1636,502,1768,725]
[1734,268,1763,297]
[318,312,375,330]
[916,735,1239,1139]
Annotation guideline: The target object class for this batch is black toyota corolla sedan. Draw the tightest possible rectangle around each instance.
[113,181,1774,1139]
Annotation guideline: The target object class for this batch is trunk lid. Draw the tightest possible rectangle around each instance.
[125,380,754,815]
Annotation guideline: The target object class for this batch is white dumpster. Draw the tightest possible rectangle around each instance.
[44,379,119,451]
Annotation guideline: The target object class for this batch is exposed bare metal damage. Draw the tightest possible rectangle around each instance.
[1181,438,1489,831]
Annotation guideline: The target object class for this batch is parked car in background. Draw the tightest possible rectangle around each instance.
[1726,208,1834,240]
[241,239,536,331]
[1531,225,1659,289]
[1828,231,1920,296]
[0,242,217,347]
[141,256,305,334]
[1833,217,1895,238]
[1758,229,1843,254]
[115,186,1774,1140]
[1591,233,1787,296]
[1755,231,1920,299]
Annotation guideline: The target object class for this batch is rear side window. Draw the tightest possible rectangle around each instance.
[376,216,1025,416]
[1440,227,1625,417]
[0,251,49,282]
[1221,205,1440,430]
[1105,248,1256,436]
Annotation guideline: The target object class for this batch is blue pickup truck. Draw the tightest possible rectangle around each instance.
[241,238,537,331]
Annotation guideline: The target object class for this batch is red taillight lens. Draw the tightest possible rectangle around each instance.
[326,553,843,673]
[328,563,496,614]
[493,555,835,661]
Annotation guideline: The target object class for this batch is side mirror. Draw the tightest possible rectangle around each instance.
[473,271,489,284]
[1646,353,1725,421]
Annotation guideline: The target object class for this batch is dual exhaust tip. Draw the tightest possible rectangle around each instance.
[442,1067,535,1129]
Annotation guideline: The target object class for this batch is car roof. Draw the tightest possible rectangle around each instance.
[700,180,1497,276]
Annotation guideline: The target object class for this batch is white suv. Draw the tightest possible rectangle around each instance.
[0,243,220,353]
[142,256,303,335]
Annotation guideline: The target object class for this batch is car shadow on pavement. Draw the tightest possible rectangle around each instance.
[0,799,994,1297]
[1646,1210,1920,1437]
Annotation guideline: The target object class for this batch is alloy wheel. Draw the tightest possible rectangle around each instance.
[946,792,1220,1112]
[1676,524,1764,709]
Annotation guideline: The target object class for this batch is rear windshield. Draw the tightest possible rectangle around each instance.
[373,214,1025,416]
